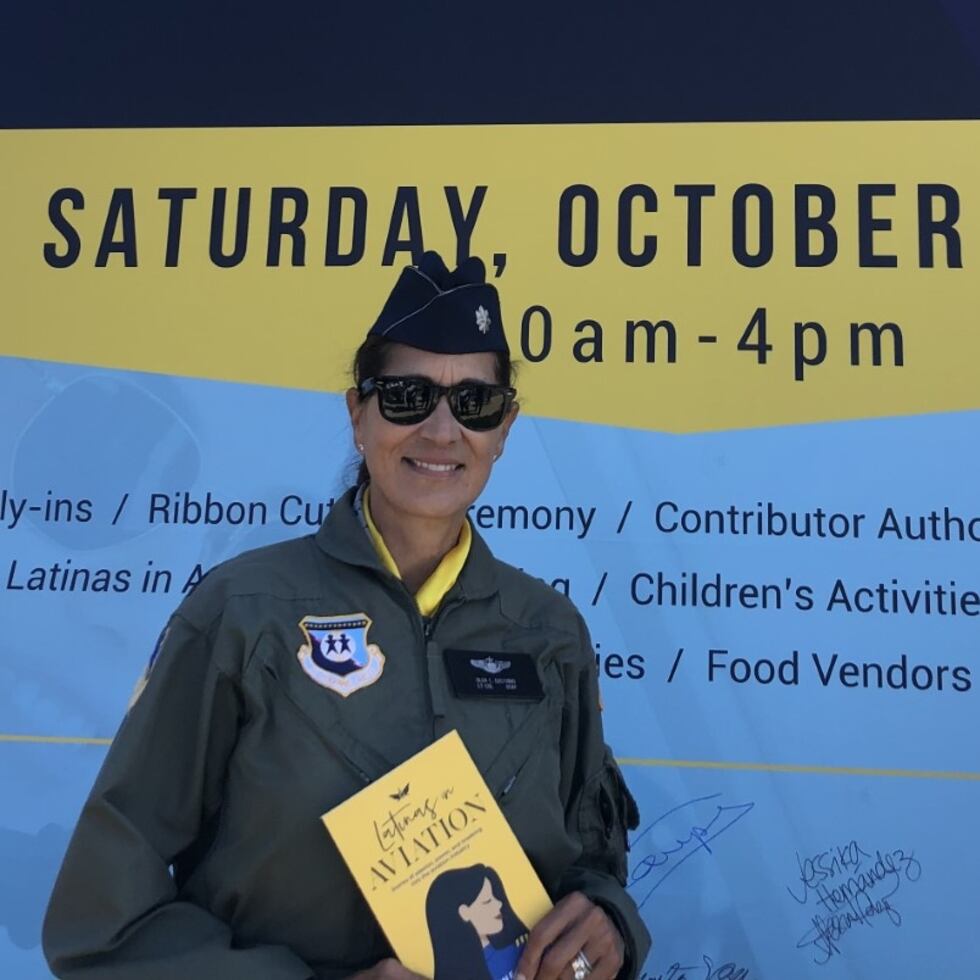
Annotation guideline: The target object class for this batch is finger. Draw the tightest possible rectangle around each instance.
[574,936,624,980]
[372,958,427,979]
[516,893,592,979]
[517,893,590,975]
[549,902,625,980]
[535,904,604,980]
[583,907,627,980]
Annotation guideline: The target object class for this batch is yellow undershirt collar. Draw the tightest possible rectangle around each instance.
[362,488,472,618]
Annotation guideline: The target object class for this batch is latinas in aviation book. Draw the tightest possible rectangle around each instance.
[322,730,552,980]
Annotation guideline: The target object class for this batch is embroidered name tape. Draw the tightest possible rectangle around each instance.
[443,649,544,701]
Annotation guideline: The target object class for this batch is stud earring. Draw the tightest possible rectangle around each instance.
[357,443,365,453]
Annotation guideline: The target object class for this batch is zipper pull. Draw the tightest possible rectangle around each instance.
[422,616,435,640]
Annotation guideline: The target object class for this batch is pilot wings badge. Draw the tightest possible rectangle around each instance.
[470,656,510,675]
[297,613,385,697]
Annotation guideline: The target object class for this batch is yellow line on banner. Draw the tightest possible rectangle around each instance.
[0,734,111,746]
[616,757,980,782]
[2,737,977,782]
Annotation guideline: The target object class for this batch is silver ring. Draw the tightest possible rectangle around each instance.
[572,950,593,980]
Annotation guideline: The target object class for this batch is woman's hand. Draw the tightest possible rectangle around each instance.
[515,891,625,980]
[350,959,427,979]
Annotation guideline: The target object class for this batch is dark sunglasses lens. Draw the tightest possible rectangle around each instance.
[452,385,509,430]
[377,379,435,424]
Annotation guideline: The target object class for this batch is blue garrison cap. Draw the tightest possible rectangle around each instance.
[367,251,508,354]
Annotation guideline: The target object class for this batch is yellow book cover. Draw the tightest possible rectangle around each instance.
[322,730,553,979]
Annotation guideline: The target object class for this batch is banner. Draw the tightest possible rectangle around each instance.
[2,121,978,978]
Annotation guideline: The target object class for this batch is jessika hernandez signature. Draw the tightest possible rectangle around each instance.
[788,838,923,965]
[627,793,755,909]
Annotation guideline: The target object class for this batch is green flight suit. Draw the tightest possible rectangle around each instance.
[44,488,651,978]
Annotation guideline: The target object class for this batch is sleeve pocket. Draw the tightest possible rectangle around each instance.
[578,746,640,884]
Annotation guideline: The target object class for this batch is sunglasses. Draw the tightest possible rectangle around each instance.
[358,375,517,431]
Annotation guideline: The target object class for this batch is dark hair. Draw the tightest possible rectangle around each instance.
[424,864,527,980]
[349,337,516,487]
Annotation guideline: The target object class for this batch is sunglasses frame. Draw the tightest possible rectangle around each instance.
[358,375,517,431]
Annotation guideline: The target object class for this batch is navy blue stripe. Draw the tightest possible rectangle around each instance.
[2,0,978,128]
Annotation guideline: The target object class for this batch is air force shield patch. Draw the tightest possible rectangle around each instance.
[297,613,385,697]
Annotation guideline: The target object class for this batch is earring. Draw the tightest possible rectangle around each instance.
[493,447,502,460]
[357,443,365,453]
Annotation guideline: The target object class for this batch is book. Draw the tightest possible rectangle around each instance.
[322,730,553,980]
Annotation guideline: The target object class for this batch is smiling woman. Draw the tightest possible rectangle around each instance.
[43,251,650,980]
[341,253,520,596]
[347,341,517,593]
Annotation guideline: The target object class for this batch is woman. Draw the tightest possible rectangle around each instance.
[44,252,650,980]
[426,865,528,980]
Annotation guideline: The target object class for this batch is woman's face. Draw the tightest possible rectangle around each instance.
[457,877,504,938]
[347,344,517,529]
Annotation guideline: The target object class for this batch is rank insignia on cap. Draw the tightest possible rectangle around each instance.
[367,250,508,354]
[297,613,385,697]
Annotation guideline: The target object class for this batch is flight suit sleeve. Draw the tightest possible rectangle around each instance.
[555,615,652,979]
[42,611,318,980]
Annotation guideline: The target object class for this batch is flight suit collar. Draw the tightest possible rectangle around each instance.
[313,487,499,603]
[454,521,499,602]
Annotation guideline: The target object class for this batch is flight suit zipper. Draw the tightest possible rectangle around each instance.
[416,593,467,735]
[420,589,467,640]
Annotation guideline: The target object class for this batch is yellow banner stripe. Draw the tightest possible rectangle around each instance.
[616,756,980,782]
[3,122,978,432]
[0,733,111,746]
[4,735,975,783]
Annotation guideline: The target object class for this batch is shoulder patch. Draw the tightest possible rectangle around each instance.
[127,623,172,710]
[296,613,385,697]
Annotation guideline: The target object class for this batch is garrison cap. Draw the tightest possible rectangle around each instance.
[367,251,508,354]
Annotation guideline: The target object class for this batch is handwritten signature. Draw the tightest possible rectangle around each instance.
[627,793,755,909]
[642,954,750,980]
[788,839,923,965]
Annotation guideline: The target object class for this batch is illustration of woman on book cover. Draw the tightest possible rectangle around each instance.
[425,863,529,980]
